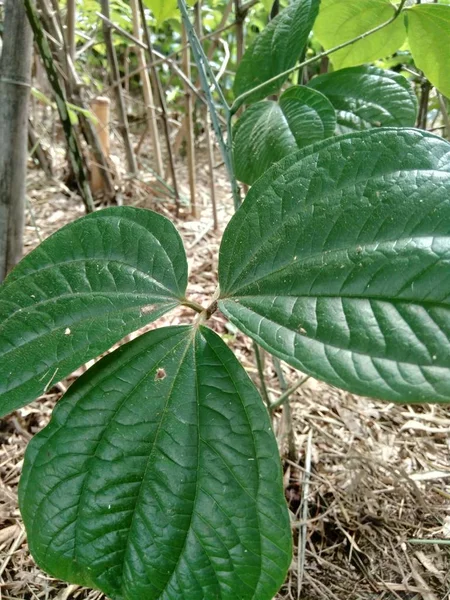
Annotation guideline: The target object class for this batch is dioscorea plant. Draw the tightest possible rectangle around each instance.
[2,0,450,599]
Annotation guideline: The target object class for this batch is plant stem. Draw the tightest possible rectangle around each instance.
[230,0,408,114]
[270,375,310,411]
[181,299,205,313]
[253,342,271,408]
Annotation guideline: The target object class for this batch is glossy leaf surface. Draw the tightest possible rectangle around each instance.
[233,86,336,185]
[19,325,292,600]
[219,129,450,403]
[406,4,450,98]
[314,0,407,70]
[309,66,417,133]
[0,207,187,417]
[233,0,319,105]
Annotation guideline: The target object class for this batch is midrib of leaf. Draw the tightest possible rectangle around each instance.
[66,334,193,595]
[28,329,190,570]
[4,214,185,295]
[0,289,175,335]
[225,235,449,298]
[221,299,449,375]
[202,333,264,600]
[119,334,194,599]
[1,258,177,298]
[221,165,450,293]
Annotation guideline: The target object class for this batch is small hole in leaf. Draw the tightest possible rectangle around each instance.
[155,368,167,381]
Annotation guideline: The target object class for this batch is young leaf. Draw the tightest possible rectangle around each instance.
[233,86,336,185]
[0,207,187,417]
[308,66,417,133]
[19,325,292,600]
[406,4,450,99]
[314,0,407,70]
[219,129,450,404]
[233,0,319,106]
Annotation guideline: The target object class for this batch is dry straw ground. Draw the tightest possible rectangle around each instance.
[1,154,450,600]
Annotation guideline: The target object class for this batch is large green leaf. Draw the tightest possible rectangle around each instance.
[314,0,407,70]
[233,86,336,185]
[219,129,450,404]
[233,0,319,106]
[19,325,292,600]
[308,66,417,133]
[0,207,187,417]
[406,4,450,98]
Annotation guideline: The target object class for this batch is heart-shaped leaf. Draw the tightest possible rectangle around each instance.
[219,129,450,404]
[0,207,187,417]
[19,325,292,600]
[308,66,417,133]
[406,4,450,98]
[313,0,407,70]
[233,86,336,185]
[233,0,319,106]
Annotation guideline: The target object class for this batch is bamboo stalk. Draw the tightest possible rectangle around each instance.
[182,23,198,218]
[130,0,163,175]
[66,0,76,60]
[89,97,111,195]
[25,0,95,213]
[100,0,137,175]
[172,0,233,155]
[0,0,34,281]
[138,0,181,214]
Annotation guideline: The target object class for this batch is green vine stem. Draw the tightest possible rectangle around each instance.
[230,0,408,114]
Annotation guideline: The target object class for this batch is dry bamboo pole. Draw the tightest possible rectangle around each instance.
[37,0,115,199]
[0,0,34,281]
[129,0,163,175]
[195,1,218,230]
[89,97,111,195]
[172,0,233,154]
[66,0,76,60]
[100,0,137,175]
[182,23,198,218]
[137,0,182,215]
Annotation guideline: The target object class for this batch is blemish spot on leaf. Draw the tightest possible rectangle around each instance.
[64,328,71,335]
[141,304,158,316]
[298,327,307,335]
[155,368,166,381]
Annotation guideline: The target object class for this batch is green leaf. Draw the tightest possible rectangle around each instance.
[233,0,320,105]
[308,66,417,133]
[314,0,407,70]
[143,0,178,24]
[406,4,450,98]
[0,207,187,417]
[19,325,292,600]
[143,0,196,24]
[219,128,450,404]
[233,86,336,185]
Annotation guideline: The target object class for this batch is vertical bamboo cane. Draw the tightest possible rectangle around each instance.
[137,0,181,215]
[100,0,137,175]
[129,0,163,175]
[195,1,218,230]
[90,97,111,195]
[66,0,76,60]
[182,24,198,218]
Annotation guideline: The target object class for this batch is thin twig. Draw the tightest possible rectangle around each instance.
[253,342,271,408]
[298,430,313,599]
